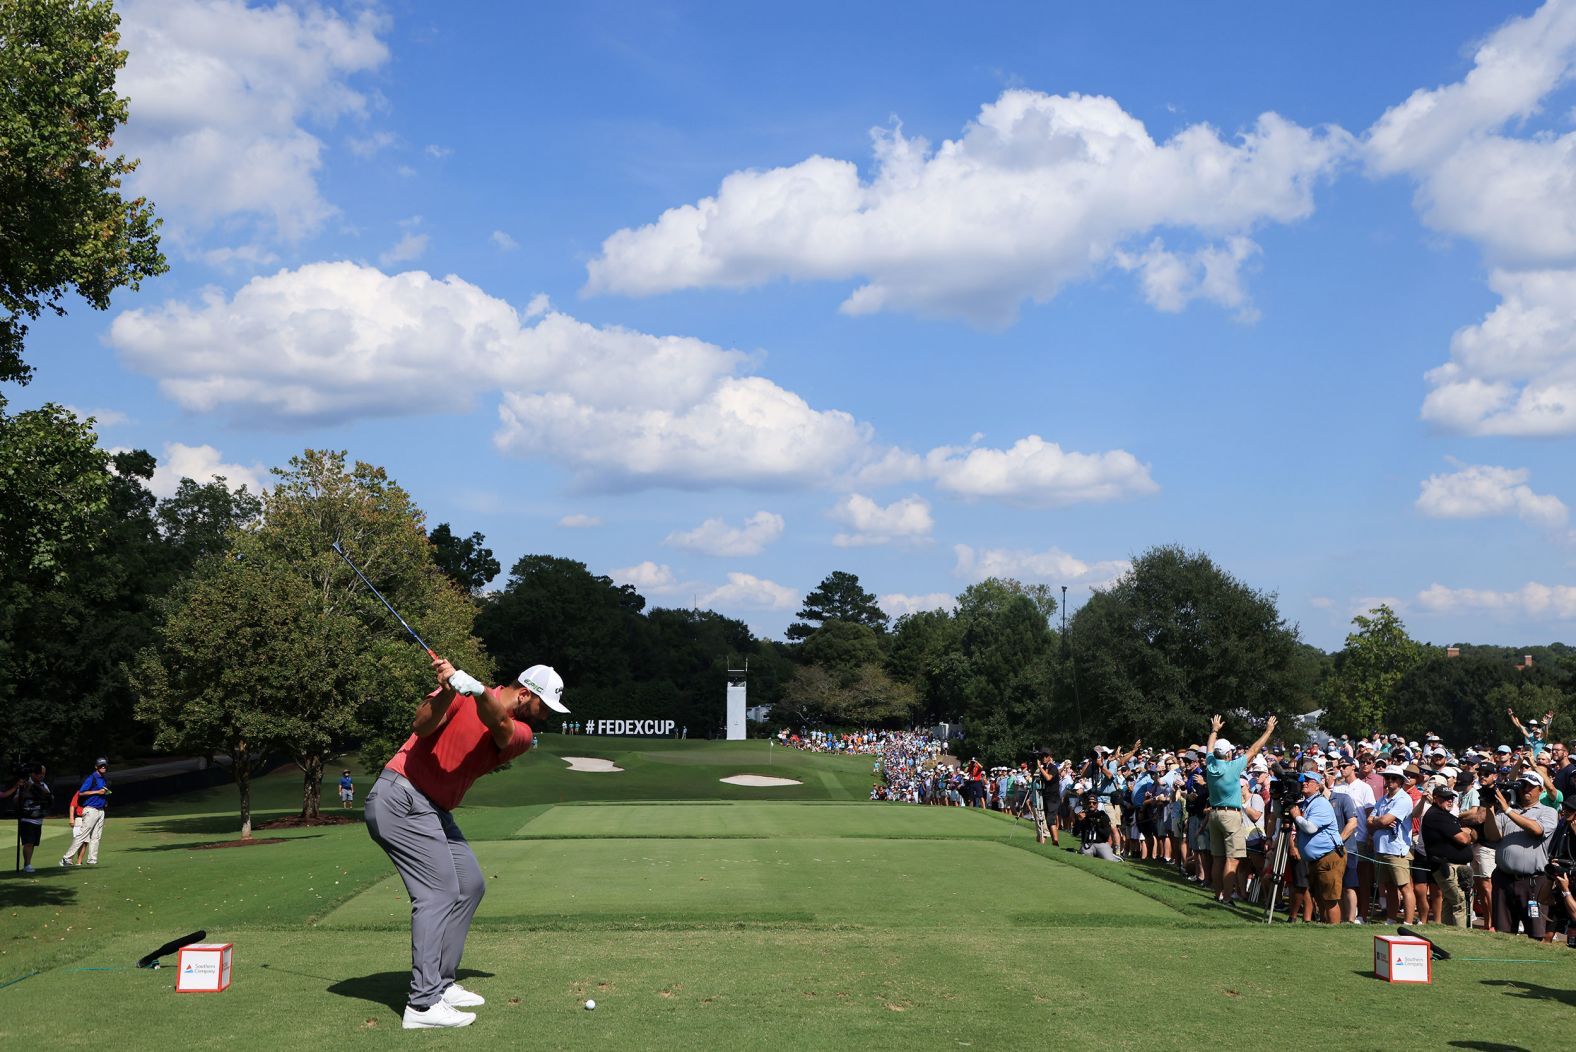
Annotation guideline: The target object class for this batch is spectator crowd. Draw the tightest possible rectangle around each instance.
[838,707,1576,946]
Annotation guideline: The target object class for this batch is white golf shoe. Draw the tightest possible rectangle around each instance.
[442,983,485,1007]
[402,1001,475,1029]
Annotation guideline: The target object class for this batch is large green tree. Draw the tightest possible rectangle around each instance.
[0,0,165,387]
[786,620,917,726]
[428,522,500,594]
[1319,605,1428,735]
[1062,546,1300,750]
[135,450,487,831]
[785,570,888,641]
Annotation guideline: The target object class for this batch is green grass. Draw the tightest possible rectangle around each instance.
[2,737,1573,1049]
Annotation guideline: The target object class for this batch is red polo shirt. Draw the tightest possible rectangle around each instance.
[386,689,532,810]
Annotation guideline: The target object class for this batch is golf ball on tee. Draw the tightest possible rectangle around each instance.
[584,998,596,1010]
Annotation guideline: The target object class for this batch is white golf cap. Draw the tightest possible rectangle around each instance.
[518,665,568,713]
[1213,739,1233,756]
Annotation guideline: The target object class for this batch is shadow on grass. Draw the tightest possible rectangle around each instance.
[128,833,325,852]
[0,877,75,909]
[1482,978,1576,1008]
[311,968,497,1015]
[138,810,302,836]
[1449,1043,1531,1052]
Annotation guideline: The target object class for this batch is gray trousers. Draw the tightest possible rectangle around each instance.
[365,770,485,1008]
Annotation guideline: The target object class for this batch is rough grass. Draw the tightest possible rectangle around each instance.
[2,738,1572,1049]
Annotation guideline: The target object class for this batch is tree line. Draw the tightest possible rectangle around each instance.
[5,420,1575,836]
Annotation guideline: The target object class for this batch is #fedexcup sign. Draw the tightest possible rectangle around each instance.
[585,719,675,736]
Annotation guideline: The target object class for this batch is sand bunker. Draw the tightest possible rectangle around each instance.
[562,756,624,773]
[720,774,802,787]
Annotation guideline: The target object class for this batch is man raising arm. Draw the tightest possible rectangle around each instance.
[1202,714,1277,904]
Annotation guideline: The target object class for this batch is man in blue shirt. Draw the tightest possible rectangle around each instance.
[1203,713,1278,904]
[1291,771,1345,923]
[1369,765,1416,924]
[61,758,109,867]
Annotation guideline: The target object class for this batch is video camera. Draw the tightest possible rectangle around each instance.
[1268,760,1303,827]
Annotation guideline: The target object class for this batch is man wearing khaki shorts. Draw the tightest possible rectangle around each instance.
[1203,713,1278,905]
[1369,765,1416,924]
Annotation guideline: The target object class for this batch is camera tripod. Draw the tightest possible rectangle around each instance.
[1262,806,1294,924]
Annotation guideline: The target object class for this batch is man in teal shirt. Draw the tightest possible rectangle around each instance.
[1204,714,1277,905]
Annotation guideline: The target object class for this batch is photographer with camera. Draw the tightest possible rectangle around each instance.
[1481,772,1558,939]
[1073,790,1120,862]
[1290,771,1345,923]
[1544,795,1576,946]
[0,764,51,873]
[1203,713,1277,905]
[1030,750,1060,847]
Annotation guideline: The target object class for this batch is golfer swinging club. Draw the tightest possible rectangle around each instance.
[366,653,568,1029]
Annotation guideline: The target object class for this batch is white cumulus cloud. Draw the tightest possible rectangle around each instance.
[117,0,389,248]
[609,561,679,593]
[144,442,265,499]
[586,89,1350,324]
[698,572,797,611]
[1416,460,1567,527]
[558,513,602,528]
[491,230,519,251]
[1416,581,1576,620]
[1115,236,1262,321]
[1366,1,1576,435]
[880,592,958,617]
[379,232,429,267]
[829,494,932,547]
[110,262,1159,499]
[923,436,1158,505]
[953,544,1130,589]
[665,511,784,557]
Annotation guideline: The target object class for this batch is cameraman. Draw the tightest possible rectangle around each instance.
[1481,773,1558,939]
[1074,790,1120,862]
[0,764,51,873]
[1291,771,1344,924]
[1203,713,1278,905]
[1031,751,1060,847]
[1541,795,1576,942]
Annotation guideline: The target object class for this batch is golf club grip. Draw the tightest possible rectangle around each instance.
[137,930,206,967]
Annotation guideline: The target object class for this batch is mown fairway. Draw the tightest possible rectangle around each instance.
[2,738,1572,1050]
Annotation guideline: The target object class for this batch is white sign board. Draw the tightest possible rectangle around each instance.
[726,682,746,741]
[582,719,676,737]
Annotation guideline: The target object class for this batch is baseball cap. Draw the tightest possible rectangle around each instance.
[1516,773,1543,790]
[1213,739,1233,756]
[1562,796,1576,812]
[1381,765,1407,779]
[1497,745,1512,754]
[1299,771,1323,784]
[94,757,108,767]
[1431,785,1457,799]
[517,665,568,713]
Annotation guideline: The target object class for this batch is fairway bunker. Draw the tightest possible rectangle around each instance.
[562,756,624,773]
[720,775,801,787]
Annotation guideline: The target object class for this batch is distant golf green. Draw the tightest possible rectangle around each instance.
[2,737,1570,1049]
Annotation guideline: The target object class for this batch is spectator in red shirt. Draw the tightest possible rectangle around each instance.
[366,654,568,1029]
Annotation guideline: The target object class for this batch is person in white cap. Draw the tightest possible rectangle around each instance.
[1203,713,1277,904]
[366,654,569,1028]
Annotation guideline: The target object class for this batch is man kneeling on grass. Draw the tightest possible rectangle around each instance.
[366,654,568,1029]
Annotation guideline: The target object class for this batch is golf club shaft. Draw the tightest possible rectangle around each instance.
[331,542,435,656]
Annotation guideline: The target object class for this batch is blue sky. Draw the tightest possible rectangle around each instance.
[17,0,1576,648]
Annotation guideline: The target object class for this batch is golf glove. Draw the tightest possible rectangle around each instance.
[448,669,486,697]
